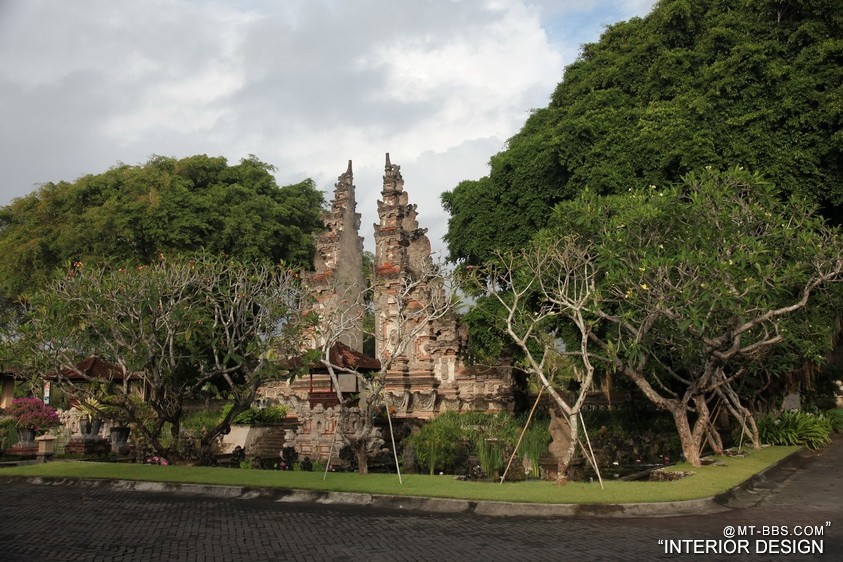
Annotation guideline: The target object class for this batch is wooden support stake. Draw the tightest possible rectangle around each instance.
[579,412,603,490]
[385,402,403,485]
[323,425,339,480]
[500,385,545,484]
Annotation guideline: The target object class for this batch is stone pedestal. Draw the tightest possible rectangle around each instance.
[8,428,38,459]
[65,436,111,456]
[35,434,57,462]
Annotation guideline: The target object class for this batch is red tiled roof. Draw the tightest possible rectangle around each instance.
[280,342,380,372]
[327,342,380,371]
[48,356,140,381]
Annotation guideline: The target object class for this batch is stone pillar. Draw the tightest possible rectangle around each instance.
[309,160,366,352]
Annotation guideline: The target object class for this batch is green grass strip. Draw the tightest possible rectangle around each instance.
[0,446,797,504]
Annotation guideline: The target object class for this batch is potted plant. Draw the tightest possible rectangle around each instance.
[77,398,106,436]
[108,411,132,452]
[95,398,132,451]
[7,397,61,444]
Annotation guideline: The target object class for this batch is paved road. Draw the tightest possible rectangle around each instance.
[0,441,840,561]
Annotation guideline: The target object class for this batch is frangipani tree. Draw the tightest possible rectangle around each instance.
[546,167,843,466]
[464,237,601,482]
[9,255,306,464]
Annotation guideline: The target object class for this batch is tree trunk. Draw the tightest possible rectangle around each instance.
[717,383,760,449]
[563,413,580,484]
[354,440,369,475]
[670,405,703,467]
[705,422,724,455]
[691,395,722,456]
[547,407,574,483]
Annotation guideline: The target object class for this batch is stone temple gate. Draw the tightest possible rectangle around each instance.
[257,154,513,462]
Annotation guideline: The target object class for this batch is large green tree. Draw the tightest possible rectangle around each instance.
[443,0,842,266]
[0,154,324,300]
[465,169,842,468]
[545,169,841,466]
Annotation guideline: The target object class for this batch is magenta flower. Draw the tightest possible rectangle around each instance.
[7,397,61,430]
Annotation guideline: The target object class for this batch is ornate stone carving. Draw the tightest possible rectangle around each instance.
[440,397,461,412]
[384,390,410,413]
[257,155,515,462]
[413,389,437,412]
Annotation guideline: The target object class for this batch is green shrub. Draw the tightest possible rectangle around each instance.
[517,423,551,478]
[476,436,505,479]
[0,417,18,451]
[219,404,287,425]
[758,410,832,449]
[409,414,462,475]
[408,411,522,477]
[180,409,222,435]
[824,409,843,434]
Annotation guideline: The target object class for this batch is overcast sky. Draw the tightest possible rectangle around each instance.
[0,0,655,257]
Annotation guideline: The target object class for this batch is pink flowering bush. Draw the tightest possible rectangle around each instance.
[7,397,61,430]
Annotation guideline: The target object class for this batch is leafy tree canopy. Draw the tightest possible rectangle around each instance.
[443,0,842,265]
[0,154,325,300]
[465,168,843,466]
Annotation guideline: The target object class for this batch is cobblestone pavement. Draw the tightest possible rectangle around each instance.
[0,440,840,561]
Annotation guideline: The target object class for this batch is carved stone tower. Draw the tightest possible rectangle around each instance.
[258,154,515,460]
[372,154,482,418]
[310,160,366,351]
[373,153,433,360]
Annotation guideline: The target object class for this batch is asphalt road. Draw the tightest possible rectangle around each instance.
[0,440,840,561]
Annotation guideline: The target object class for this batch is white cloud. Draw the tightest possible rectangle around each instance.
[0,0,655,256]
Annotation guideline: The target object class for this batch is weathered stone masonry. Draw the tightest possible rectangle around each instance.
[310,160,366,352]
[374,154,512,420]
[259,154,513,461]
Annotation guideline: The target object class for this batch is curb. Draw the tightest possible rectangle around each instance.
[0,475,730,518]
[0,447,809,519]
[713,446,810,508]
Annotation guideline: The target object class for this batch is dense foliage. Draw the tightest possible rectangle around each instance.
[553,168,842,464]
[465,168,843,467]
[219,404,288,425]
[407,411,548,479]
[757,410,840,449]
[443,0,842,266]
[0,154,324,300]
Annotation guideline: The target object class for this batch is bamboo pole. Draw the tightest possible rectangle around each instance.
[579,412,603,489]
[323,424,339,480]
[500,385,545,484]
[385,403,403,485]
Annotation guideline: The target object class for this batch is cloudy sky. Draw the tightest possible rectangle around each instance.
[0,0,655,257]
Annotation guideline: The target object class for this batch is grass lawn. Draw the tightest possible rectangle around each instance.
[0,446,797,504]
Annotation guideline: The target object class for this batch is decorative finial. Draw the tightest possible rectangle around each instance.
[346,160,353,175]
[385,153,391,169]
